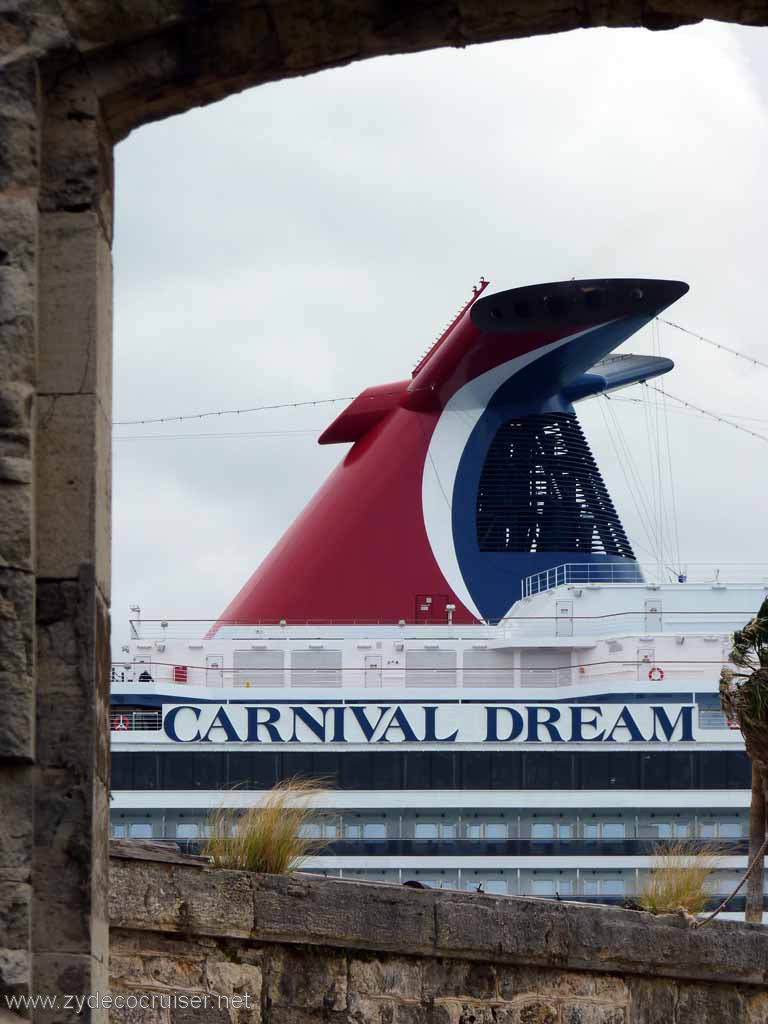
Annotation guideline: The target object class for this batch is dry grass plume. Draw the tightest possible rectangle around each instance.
[638,840,726,916]
[203,777,330,874]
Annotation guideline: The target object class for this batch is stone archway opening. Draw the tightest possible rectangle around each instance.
[1,1,767,1015]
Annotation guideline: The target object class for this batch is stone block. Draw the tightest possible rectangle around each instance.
[32,952,102,1024]
[0,872,31,952]
[0,948,29,1000]
[109,860,254,938]
[498,966,627,1004]
[563,1006,626,1024]
[170,1003,230,1024]
[0,561,33,764]
[205,960,261,1002]
[0,315,35,388]
[0,193,36,269]
[33,768,94,954]
[747,993,768,1024]
[251,874,435,955]
[0,60,38,193]
[0,765,33,869]
[349,956,422,1001]
[431,1003,518,1024]
[35,392,111,595]
[0,479,32,572]
[265,946,346,1011]
[674,983,746,1023]
[422,958,497,1001]
[435,894,570,966]
[38,210,112,402]
[40,72,113,237]
[109,993,169,1024]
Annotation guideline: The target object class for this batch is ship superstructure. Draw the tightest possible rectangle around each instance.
[110,279,762,916]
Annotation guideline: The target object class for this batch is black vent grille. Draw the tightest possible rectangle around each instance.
[476,413,634,556]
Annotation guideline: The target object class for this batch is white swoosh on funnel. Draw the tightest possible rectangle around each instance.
[421,324,614,621]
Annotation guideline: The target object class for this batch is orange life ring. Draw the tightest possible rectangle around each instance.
[648,666,664,681]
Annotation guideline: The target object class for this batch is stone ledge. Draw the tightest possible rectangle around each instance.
[109,850,768,989]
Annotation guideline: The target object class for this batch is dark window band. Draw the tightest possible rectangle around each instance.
[110,749,750,792]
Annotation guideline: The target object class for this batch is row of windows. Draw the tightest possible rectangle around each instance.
[111,748,751,791]
[111,818,746,841]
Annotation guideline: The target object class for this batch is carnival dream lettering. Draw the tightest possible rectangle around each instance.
[483,704,695,743]
[162,702,696,744]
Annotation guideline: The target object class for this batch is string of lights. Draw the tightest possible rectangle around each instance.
[659,317,768,371]
[113,396,354,427]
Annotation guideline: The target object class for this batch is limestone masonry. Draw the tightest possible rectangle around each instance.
[109,845,768,1023]
[3,1,768,1019]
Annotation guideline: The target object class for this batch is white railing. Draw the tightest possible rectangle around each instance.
[110,711,162,731]
[522,563,768,598]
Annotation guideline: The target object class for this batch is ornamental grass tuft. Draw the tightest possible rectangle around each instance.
[203,777,329,874]
[637,840,726,916]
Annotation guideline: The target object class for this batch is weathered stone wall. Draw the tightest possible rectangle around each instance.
[109,848,768,1023]
[3,1,768,1018]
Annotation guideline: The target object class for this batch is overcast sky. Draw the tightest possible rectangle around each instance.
[111,20,768,639]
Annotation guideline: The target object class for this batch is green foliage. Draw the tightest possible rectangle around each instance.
[638,840,725,915]
[720,598,768,749]
[203,777,329,874]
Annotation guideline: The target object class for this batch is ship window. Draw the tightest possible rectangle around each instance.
[363,822,387,840]
[718,822,742,839]
[415,823,439,840]
[299,823,322,838]
[656,822,690,839]
[475,412,635,558]
[111,823,127,838]
[602,822,626,840]
[530,878,556,896]
[484,879,508,895]
[531,822,556,840]
[462,752,491,789]
[486,822,508,840]
[109,749,751,793]
[372,752,403,789]
[132,752,159,790]
[601,878,626,896]
[128,822,153,839]
[559,823,573,839]
[176,823,200,839]
[340,752,373,789]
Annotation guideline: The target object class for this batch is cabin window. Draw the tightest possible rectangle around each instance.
[175,823,200,839]
[128,822,153,839]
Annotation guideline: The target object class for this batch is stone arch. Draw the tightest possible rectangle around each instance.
[1,0,766,1014]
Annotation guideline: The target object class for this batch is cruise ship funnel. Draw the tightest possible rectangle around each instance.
[215,278,688,628]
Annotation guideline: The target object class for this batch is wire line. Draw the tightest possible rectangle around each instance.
[113,396,355,426]
[660,318,768,371]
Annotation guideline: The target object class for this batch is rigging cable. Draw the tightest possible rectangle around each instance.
[642,384,768,445]
[114,395,356,427]
[597,396,661,564]
[660,318,768,372]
